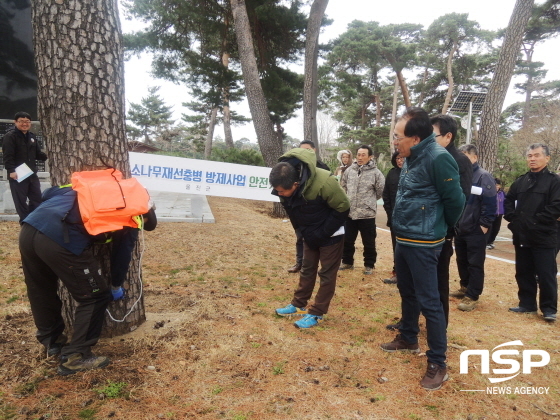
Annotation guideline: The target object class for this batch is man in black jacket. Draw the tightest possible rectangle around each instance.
[382,151,404,284]
[451,145,496,312]
[286,140,331,273]
[505,143,560,323]
[2,112,48,222]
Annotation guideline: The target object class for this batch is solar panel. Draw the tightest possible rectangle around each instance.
[448,91,487,113]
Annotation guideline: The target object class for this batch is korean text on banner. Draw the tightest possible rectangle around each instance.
[129,152,279,202]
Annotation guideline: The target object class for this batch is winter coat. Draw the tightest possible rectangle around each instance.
[272,148,350,249]
[382,152,401,227]
[455,162,496,236]
[23,186,92,255]
[504,167,560,248]
[2,128,47,174]
[340,159,385,220]
[392,133,465,248]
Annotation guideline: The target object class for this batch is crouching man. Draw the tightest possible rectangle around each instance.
[19,185,156,375]
[271,148,350,328]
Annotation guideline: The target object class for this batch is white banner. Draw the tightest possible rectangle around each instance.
[129,152,279,202]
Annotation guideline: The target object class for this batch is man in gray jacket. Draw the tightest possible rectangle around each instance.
[339,145,385,275]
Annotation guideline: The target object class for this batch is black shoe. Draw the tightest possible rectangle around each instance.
[386,320,402,331]
[46,335,67,357]
[383,274,397,284]
[287,263,302,273]
[543,313,557,322]
[509,306,537,314]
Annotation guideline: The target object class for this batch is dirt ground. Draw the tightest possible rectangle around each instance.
[0,196,559,420]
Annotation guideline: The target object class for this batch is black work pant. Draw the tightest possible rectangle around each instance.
[342,218,377,268]
[488,215,503,244]
[389,227,397,272]
[437,238,453,326]
[292,239,344,316]
[514,246,557,314]
[455,232,488,300]
[19,224,112,358]
[9,175,42,222]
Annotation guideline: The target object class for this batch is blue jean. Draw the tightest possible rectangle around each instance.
[396,243,447,367]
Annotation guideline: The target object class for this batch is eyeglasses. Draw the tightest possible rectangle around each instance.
[435,134,445,138]
[392,133,407,141]
[16,120,31,124]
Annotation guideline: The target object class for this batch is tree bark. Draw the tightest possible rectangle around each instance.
[441,40,459,114]
[205,107,218,158]
[478,0,534,173]
[303,0,329,145]
[396,70,411,108]
[230,0,283,167]
[521,43,536,127]
[389,78,399,155]
[417,67,429,107]
[375,94,381,127]
[221,33,234,148]
[32,0,145,337]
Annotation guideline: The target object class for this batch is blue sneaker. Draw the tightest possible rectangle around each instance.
[294,314,323,329]
[275,304,308,317]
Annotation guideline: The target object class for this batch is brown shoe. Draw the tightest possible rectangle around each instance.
[420,363,448,390]
[287,263,302,273]
[380,334,420,353]
[458,296,478,312]
[449,286,467,298]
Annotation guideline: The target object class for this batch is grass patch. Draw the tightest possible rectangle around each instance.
[95,381,128,399]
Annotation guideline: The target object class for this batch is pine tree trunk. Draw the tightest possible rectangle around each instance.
[396,70,411,108]
[32,0,146,337]
[478,0,534,173]
[521,44,535,128]
[441,40,458,114]
[205,107,218,158]
[221,47,234,148]
[303,0,329,145]
[230,0,282,167]
[375,94,381,127]
[389,78,399,155]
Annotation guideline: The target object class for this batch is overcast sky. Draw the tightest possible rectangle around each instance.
[120,0,560,143]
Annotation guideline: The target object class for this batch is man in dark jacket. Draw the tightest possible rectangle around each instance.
[505,143,560,323]
[286,140,331,273]
[271,148,350,329]
[20,186,112,375]
[380,108,464,391]
[387,115,471,331]
[2,111,48,222]
[20,185,157,375]
[431,115,472,324]
[382,151,404,284]
[451,145,496,312]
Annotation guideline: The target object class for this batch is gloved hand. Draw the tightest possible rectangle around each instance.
[112,287,125,301]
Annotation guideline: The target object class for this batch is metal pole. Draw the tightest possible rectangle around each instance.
[466,100,473,144]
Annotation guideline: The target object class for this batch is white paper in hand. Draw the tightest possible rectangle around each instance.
[331,225,345,237]
[15,163,34,183]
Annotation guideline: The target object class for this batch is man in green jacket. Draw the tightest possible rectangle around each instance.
[270,148,350,328]
[380,108,465,391]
